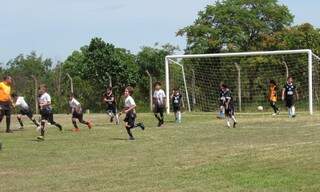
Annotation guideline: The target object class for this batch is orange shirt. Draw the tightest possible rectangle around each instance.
[268,85,277,102]
[0,82,11,102]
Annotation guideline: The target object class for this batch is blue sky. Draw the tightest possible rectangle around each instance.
[0,0,319,63]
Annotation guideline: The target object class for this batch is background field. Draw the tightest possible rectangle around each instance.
[0,112,320,192]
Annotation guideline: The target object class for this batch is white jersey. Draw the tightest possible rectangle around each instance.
[69,98,81,110]
[39,92,51,109]
[153,89,166,105]
[124,96,136,109]
[15,96,29,110]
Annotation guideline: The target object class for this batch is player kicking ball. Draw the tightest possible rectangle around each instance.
[37,84,63,141]
[171,88,182,123]
[11,93,40,129]
[282,76,299,118]
[103,87,119,124]
[68,93,92,132]
[220,84,237,128]
[122,86,145,140]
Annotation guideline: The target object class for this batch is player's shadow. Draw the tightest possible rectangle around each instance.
[109,137,129,141]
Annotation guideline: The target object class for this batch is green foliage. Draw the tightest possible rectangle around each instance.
[177,0,294,53]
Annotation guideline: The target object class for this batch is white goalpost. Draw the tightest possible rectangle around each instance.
[165,49,320,115]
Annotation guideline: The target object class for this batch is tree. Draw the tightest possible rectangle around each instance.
[177,0,294,53]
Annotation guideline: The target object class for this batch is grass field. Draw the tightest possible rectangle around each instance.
[0,112,320,192]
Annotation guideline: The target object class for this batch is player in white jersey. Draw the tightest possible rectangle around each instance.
[153,82,166,127]
[37,84,62,140]
[122,86,144,140]
[11,93,40,129]
[68,93,92,132]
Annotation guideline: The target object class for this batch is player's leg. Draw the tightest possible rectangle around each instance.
[4,107,12,133]
[78,113,92,129]
[177,110,181,123]
[48,111,62,131]
[72,117,80,132]
[270,101,278,115]
[17,114,24,129]
[159,107,164,125]
[26,110,40,127]
[113,108,119,125]
[37,111,47,140]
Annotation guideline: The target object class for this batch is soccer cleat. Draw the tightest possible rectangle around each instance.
[292,114,296,118]
[57,124,63,131]
[129,136,135,140]
[233,122,237,128]
[72,128,80,132]
[157,120,162,127]
[138,123,145,130]
[19,126,24,130]
[87,121,93,129]
[5,129,13,133]
[37,136,44,141]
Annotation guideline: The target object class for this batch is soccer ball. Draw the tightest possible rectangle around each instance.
[257,106,264,111]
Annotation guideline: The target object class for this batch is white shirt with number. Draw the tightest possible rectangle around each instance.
[39,93,51,109]
[153,89,166,105]
[124,96,136,109]
[15,96,29,110]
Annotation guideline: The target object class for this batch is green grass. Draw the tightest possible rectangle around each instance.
[0,112,320,192]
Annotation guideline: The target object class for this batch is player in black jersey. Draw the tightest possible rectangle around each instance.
[281,76,299,118]
[217,82,225,119]
[171,88,182,123]
[221,84,237,128]
[103,87,119,124]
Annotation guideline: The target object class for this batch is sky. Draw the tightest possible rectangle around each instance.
[0,0,319,63]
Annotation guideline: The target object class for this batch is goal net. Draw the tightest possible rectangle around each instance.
[165,49,320,114]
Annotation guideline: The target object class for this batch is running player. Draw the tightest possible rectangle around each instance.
[68,93,92,132]
[37,84,62,140]
[103,87,119,124]
[0,76,13,133]
[217,82,225,119]
[153,82,166,127]
[11,93,40,129]
[122,86,145,140]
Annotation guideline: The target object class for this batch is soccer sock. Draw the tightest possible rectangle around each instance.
[6,116,10,131]
[177,111,181,122]
[160,112,164,123]
[288,107,292,116]
[126,127,134,138]
[231,115,237,123]
[32,119,40,126]
[154,114,161,121]
[226,118,231,127]
[291,106,295,115]
[72,120,78,128]
[17,117,24,127]
[40,121,45,136]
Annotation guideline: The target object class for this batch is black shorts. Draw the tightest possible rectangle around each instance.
[20,108,33,119]
[154,105,164,114]
[0,103,11,116]
[124,111,136,128]
[106,105,117,114]
[72,111,84,121]
[225,104,235,117]
[40,108,54,122]
[285,97,294,108]
[173,105,181,113]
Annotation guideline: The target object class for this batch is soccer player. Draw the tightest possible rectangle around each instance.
[282,76,299,118]
[217,82,225,119]
[103,87,119,124]
[68,93,92,132]
[268,80,280,116]
[153,82,166,127]
[37,84,62,140]
[11,93,40,129]
[171,88,182,123]
[0,76,13,133]
[221,84,237,128]
[122,86,145,140]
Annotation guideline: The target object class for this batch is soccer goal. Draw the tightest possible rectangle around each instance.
[165,49,320,115]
